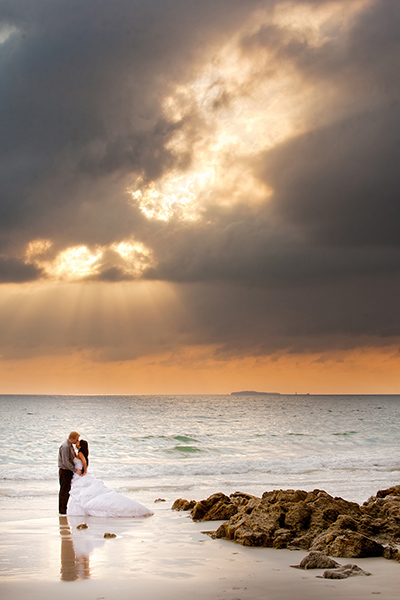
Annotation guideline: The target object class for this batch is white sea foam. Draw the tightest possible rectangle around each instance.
[1,451,399,483]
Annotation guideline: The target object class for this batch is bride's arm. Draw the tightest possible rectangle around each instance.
[77,451,87,474]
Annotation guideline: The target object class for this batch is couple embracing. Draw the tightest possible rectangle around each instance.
[58,431,86,515]
[58,431,153,518]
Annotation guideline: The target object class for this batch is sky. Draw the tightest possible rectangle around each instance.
[0,0,399,395]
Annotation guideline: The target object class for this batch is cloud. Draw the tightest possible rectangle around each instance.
[0,257,42,282]
[146,0,400,283]
[258,102,400,246]
[0,0,264,260]
[247,0,400,247]
[0,273,399,363]
[0,0,399,364]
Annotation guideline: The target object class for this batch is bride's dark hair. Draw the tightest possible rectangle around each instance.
[79,439,89,467]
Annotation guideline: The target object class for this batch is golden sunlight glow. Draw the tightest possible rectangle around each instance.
[129,0,369,224]
[25,238,53,262]
[130,169,215,221]
[111,240,156,276]
[44,246,103,280]
[272,0,368,44]
[25,238,155,281]
[129,39,291,222]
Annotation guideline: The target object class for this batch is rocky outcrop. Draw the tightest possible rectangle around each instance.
[174,485,400,561]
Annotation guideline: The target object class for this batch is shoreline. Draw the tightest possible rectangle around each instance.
[1,504,399,600]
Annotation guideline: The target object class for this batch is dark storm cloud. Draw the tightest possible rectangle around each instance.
[175,275,400,358]
[246,0,400,246]
[258,102,400,246]
[0,257,42,282]
[143,0,400,284]
[0,0,264,266]
[148,218,400,285]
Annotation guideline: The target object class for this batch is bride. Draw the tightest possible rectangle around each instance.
[67,439,153,518]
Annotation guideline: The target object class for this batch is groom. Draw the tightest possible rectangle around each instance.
[58,431,83,515]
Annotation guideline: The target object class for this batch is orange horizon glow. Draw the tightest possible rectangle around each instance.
[0,345,399,396]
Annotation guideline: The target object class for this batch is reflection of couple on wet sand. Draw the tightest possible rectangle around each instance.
[59,516,91,581]
[58,431,153,517]
[59,514,143,581]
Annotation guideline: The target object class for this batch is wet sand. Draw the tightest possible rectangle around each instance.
[0,504,399,600]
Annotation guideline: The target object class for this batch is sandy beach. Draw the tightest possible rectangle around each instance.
[0,502,399,600]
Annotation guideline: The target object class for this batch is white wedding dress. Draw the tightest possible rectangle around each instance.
[67,458,153,518]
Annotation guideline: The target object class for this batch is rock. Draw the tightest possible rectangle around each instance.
[362,489,400,543]
[289,531,316,550]
[179,486,400,560]
[334,515,359,531]
[321,564,371,579]
[154,498,166,503]
[310,529,384,558]
[383,545,400,562]
[273,528,295,548]
[191,493,239,521]
[284,501,311,531]
[292,551,340,569]
[76,523,88,530]
[304,490,361,533]
[172,498,196,511]
[230,491,260,506]
[293,553,372,578]
[375,485,400,499]
[103,532,117,539]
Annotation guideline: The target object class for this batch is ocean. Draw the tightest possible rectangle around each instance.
[1,394,399,521]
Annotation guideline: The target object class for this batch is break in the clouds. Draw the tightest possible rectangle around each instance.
[1,0,400,362]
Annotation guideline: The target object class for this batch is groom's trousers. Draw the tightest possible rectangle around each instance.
[59,468,74,514]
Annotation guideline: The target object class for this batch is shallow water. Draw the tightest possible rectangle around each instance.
[1,394,400,520]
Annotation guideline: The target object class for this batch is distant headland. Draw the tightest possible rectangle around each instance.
[230,390,281,396]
